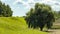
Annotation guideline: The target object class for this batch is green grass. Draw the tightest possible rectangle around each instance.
[0,17,48,34]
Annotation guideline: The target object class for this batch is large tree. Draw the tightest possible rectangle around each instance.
[25,3,55,31]
[0,1,13,17]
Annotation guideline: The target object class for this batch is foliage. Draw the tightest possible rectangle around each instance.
[25,3,55,31]
[57,11,60,18]
[53,11,60,20]
[0,1,13,17]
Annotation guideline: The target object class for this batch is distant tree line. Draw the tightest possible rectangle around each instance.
[53,11,60,19]
[0,1,13,17]
[25,3,55,31]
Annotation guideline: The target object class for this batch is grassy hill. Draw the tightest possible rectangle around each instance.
[0,17,48,34]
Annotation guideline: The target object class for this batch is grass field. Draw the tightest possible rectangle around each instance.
[0,17,48,34]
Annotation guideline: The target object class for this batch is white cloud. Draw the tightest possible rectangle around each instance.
[51,5,60,11]
[13,0,23,5]
[13,0,60,11]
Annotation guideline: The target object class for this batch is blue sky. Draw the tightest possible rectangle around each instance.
[0,0,60,16]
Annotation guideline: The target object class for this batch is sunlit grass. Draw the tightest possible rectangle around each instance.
[0,17,48,34]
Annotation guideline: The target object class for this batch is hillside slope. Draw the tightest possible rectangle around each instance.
[0,17,47,34]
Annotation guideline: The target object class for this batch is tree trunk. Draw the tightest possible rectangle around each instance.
[40,27,43,31]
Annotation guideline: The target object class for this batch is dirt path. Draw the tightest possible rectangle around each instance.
[48,29,60,34]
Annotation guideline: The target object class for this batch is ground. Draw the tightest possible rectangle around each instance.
[48,18,60,34]
[48,29,60,34]
[0,17,60,34]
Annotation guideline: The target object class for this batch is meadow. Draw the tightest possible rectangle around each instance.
[0,17,48,34]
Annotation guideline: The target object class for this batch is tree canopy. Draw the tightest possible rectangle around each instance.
[25,3,55,31]
[0,1,13,17]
